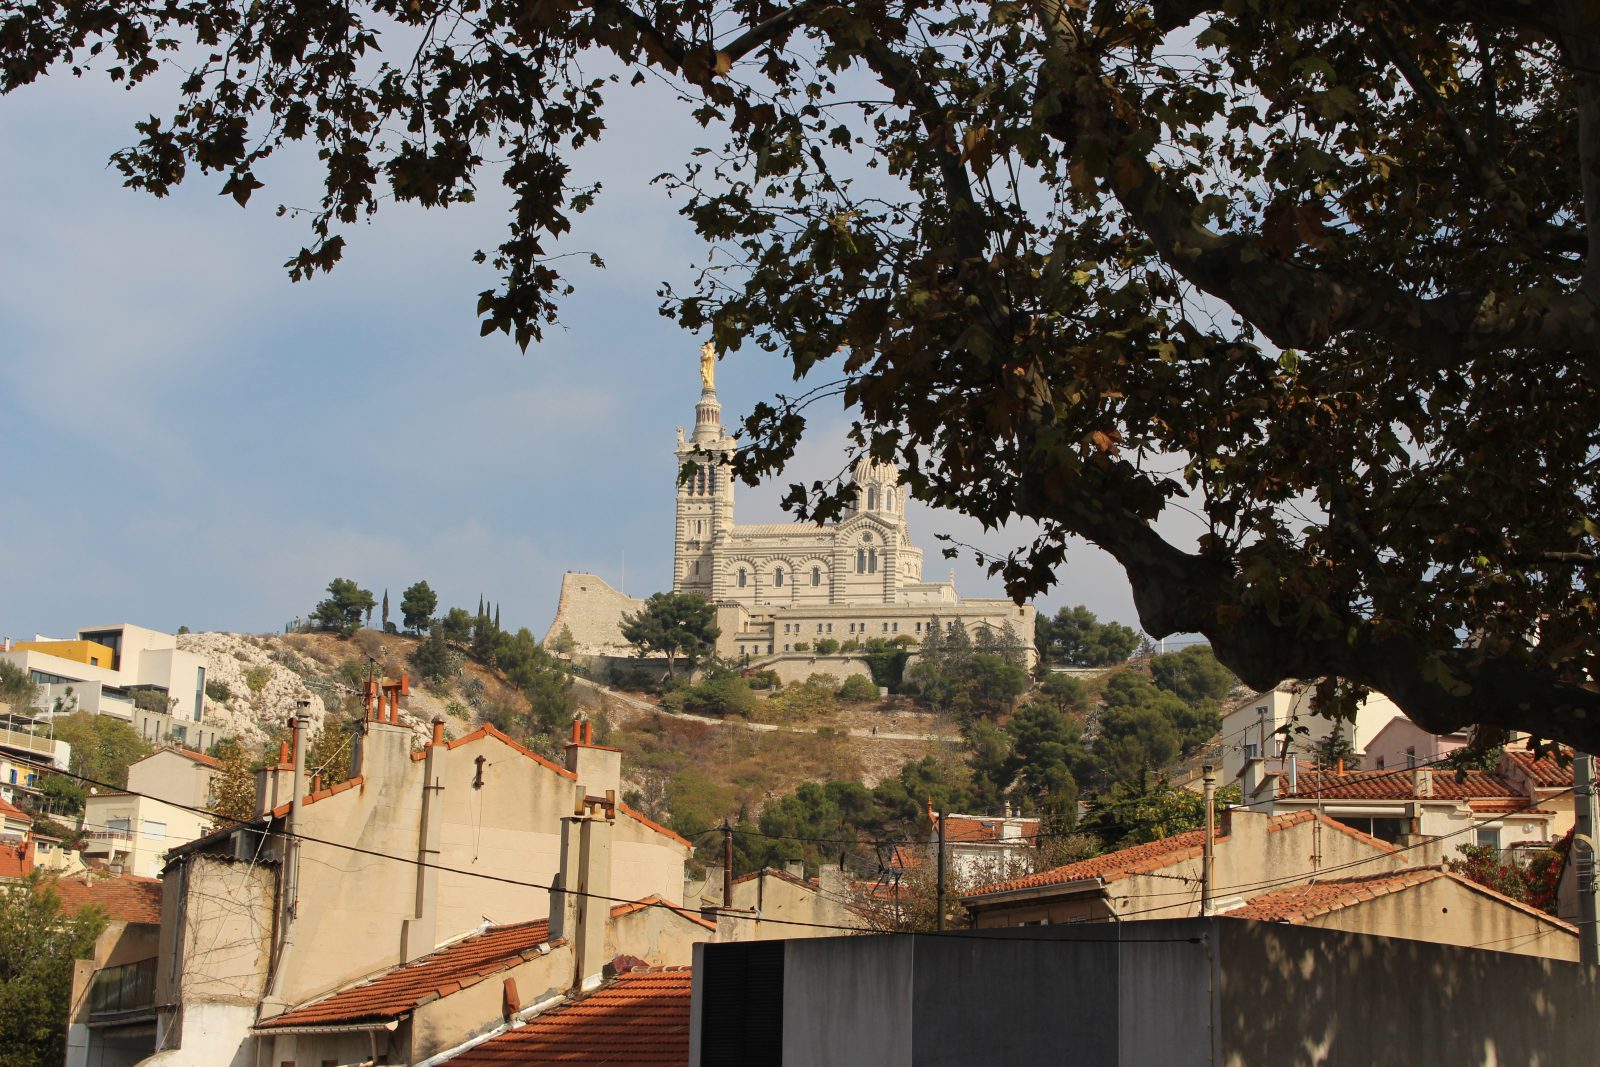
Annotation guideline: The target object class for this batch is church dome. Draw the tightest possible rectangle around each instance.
[850,455,900,488]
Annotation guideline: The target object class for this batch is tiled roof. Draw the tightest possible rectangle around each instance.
[447,968,692,1066]
[0,795,34,821]
[258,917,556,1029]
[1280,768,1521,801]
[1225,867,1446,922]
[969,829,1211,897]
[52,874,164,924]
[151,745,224,769]
[937,814,1041,845]
[1226,866,1578,933]
[258,899,708,1030]
[610,895,718,931]
[1505,748,1574,788]
[266,774,366,818]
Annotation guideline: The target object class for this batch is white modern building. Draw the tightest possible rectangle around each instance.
[1218,680,1405,784]
[1,624,219,748]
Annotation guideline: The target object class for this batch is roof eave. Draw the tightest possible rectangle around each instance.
[964,876,1106,906]
[253,1018,402,1035]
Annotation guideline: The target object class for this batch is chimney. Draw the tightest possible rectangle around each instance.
[785,860,805,880]
[550,785,616,992]
[1240,756,1265,805]
[255,742,296,817]
[564,716,621,802]
[352,680,414,786]
[1413,765,1434,798]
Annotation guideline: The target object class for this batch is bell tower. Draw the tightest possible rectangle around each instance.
[673,343,736,597]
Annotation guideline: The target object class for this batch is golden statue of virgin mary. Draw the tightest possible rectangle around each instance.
[699,340,716,390]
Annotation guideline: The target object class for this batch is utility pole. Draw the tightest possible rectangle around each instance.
[1201,764,1216,917]
[721,819,734,909]
[935,808,948,932]
[1575,754,1599,966]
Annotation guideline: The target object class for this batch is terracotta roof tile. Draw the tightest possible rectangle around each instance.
[969,829,1211,897]
[447,968,693,1066]
[1505,748,1575,788]
[0,795,34,821]
[618,802,692,851]
[610,895,717,931]
[258,899,706,1031]
[1225,867,1446,922]
[1280,768,1521,801]
[1225,866,1578,933]
[937,814,1041,845]
[52,874,164,924]
[150,745,224,769]
[267,774,366,819]
[257,918,556,1029]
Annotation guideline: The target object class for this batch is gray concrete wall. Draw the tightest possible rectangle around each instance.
[1217,920,1600,1066]
[695,920,1600,1067]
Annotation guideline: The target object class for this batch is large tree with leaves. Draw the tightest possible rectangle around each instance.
[0,873,106,1067]
[9,1,1600,749]
[620,592,721,680]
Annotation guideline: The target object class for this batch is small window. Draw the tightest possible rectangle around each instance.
[892,622,898,632]
[812,567,821,586]
[784,644,791,652]
[1241,743,1257,760]
[857,549,866,573]
[738,570,748,588]
[868,549,878,573]
[868,487,879,510]
[774,568,784,587]
[1475,828,1502,850]
[143,820,167,838]
[827,623,833,633]
[1375,756,1385,769]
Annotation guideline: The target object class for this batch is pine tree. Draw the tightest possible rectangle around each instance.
[207,738,258,823]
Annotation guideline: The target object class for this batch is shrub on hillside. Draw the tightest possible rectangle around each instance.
[837,674,879,702]
[814,638,840,655]
[745,669,782,691]
[204,679,232,704]
[666,675,759,718]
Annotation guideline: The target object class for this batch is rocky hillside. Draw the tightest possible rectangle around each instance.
[176,629,532,749]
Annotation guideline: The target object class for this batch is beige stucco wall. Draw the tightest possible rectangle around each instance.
[127,751,216,811]
[272,726,688,1007]
[727,871,865,938]
[1287,877,1578,961]
[82,794,214,879]
[969,811,1406,928]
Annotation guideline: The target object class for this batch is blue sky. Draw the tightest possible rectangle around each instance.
[0,59,1178,643]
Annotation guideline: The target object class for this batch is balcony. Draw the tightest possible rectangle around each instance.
[80,829,132,857]
[89,957,157,1017]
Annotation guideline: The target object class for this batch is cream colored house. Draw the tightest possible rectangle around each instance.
[125,746,222,811]
[1223,865,1578,960]
[1246,760,1559,860]
[132,698,695,1067]
[79,791,213,879]
[1363,715,1469,771]
[964,808,1405,927]
[1218,681,1405,784]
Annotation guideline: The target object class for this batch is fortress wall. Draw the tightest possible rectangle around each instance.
[542,572,646,655]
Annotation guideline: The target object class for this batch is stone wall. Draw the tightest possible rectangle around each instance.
[542,572,646,656]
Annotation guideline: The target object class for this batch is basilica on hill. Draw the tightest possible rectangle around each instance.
[544,346,1034,671]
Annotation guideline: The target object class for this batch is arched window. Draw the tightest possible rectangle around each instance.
[887,490,894,513]
[811,566,821,586]
[869,548,878,573]
[774,568,784,587]
[857,549,866,573]
[737,569,748,588]
[868,487,879,510]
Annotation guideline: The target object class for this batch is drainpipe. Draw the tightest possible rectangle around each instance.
[266,702,311,1004]
[1201,765,1216,917]
[402,718,446,962]
[1575,754,1599,966]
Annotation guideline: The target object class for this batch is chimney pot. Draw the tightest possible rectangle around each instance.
[431,718,446,746]
[278,742,290,765]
